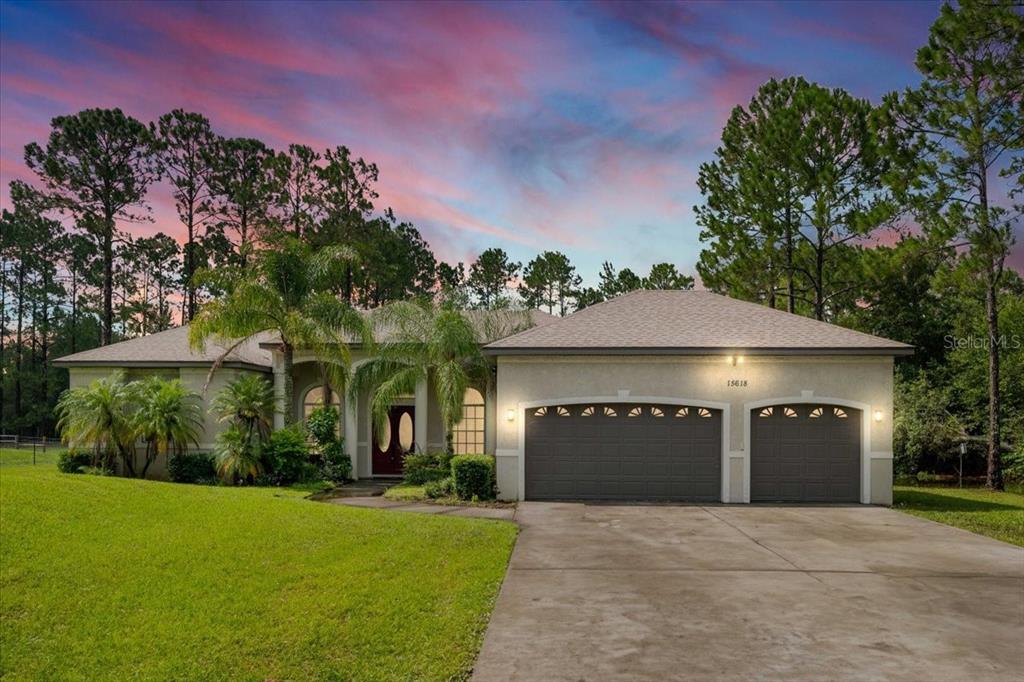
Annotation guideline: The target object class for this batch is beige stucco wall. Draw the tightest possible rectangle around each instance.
[494,355,895,504]
[66,365,268,480]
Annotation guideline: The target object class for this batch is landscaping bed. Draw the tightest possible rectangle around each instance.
[893,484,1024,547]
[383,482,516,509]
[0,464,517,680]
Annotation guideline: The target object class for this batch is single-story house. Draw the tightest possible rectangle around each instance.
[55,290,911,504]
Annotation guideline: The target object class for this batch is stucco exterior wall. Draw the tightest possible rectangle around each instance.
[494,355,895,504]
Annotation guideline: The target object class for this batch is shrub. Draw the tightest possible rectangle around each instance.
[57,450,92,474]
[451,454,495,501]
[321,458,351,483]
[306,406,339,446]
[168,452,216,484]
[262,426,310,485]
[424,477,453,499]
[1005,443,1024,485]
[403,451,453,485]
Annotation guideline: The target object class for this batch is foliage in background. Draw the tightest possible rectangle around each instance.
[260,425,310,486]
[306,406,350,482]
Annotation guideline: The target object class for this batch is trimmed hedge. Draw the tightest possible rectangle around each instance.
[167,452,216,483]
[451,454,495,501]
[57,450,92,474]
[403,452,453,485]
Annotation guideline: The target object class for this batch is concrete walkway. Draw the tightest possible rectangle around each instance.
[473,502,1024,681]
[328,495,516,521]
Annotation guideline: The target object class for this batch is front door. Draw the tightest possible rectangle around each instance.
[372,405,414,476]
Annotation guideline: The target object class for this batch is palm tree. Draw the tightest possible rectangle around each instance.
[135,377,203,479]
[349,302,531,453]
[212,426,264,482]
[210,373,274,444]
[190,237,371,425]
[209,373,274,482]
[55,372,139,475]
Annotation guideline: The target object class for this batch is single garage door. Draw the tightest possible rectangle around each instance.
[750,404,861,502]
[525,403,721,501]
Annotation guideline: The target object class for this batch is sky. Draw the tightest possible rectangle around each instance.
[1,0,1021,283]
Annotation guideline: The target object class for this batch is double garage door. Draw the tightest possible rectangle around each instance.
[524,402,860,503]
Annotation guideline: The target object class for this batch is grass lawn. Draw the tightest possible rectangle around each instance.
[384,483,428,501]
[893,485,1024,547]
[0,446,62,468]
[1,465,517,680]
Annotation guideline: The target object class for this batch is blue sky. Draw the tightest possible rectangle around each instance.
[1,0,1019,281]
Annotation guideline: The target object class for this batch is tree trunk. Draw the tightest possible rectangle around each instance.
[14,261,25,430]
[813,226,825,321]
[282,342,295,426]
[102,222,114,345]
[785,204,795,314]
[186,203,196,321]
[984,269,1002,490]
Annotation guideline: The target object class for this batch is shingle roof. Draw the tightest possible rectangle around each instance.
[54,309,559,368]
[484,290,913,355]
[53,325,275,369]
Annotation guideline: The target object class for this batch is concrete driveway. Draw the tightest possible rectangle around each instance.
[474,503,1024,681]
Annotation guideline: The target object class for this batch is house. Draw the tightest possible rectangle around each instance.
[54,290,911,504]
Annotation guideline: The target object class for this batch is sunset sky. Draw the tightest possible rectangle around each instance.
[1,0,1020,282]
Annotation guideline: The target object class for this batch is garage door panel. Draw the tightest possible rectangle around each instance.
[525,403,721,501]
[751,405,861,503]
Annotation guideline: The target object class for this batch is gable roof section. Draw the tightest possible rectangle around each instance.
[53,309,560,369]
[53,325,275,370]
[485,290,913,355]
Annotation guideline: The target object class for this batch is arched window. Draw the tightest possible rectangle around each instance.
[453,388,485,454]
[303,386,342,437]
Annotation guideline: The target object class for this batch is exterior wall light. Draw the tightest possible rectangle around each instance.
[506,408,516,422]
[873,410,884,422]
[736,355,745,365]
[726,355,735,366]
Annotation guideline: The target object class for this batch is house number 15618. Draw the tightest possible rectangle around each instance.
[727,379,748,387]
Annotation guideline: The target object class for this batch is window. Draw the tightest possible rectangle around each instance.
[603,407,618,417]
[556,406,571,417]
[453,388,485,455]
[627,406,642,417]
[809,407,824,419]
[303,386,342,437]
[833,407,848,419]
[533,407,547,417]
[676,407,689,418]
[758,407,773,418]
[784,407,798,418]
[698,408,712,418]
[651,407,664,417]
[581,406,595,417]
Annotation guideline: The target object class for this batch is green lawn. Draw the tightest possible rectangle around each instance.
[0,465,517,680]
[0,446,62,468]
[893,485,1024,547]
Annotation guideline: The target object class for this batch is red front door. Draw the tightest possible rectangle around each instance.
[372,405,414,476]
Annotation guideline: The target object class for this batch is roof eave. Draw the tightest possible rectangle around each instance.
[52,359,272,372]
[483,346,914,357]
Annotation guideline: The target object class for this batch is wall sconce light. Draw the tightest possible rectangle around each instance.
[873,410,884,422]
[506,408,516,422]
[726,355,744,366]
[736,355,745,365]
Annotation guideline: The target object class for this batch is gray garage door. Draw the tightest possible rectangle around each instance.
[750,404,861,502]
[525,403,721,501]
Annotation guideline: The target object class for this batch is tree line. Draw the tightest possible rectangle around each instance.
[0,109,690,436]
[695,0,1022,489]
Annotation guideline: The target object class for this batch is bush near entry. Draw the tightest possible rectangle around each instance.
[451,454,495,501]
[403,452,454,485]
